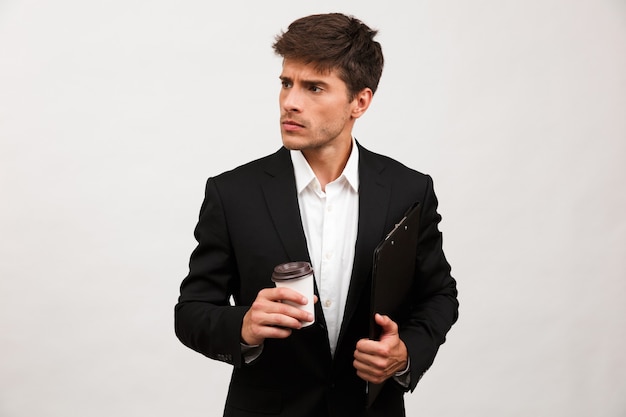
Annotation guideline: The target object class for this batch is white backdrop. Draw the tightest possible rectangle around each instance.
[1,1,625,416]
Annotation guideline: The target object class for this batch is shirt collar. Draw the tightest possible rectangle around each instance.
[290,138,360,194]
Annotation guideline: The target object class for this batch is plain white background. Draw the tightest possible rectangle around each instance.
[1,1,625,416]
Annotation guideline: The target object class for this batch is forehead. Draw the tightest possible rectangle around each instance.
[280,59,344,84]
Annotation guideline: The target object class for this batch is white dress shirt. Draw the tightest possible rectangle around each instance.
[290,142,359,356]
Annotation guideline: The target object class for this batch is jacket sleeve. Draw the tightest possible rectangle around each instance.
[399,175,459,391]
[174,178,249,368]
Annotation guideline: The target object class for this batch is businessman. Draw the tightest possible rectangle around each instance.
[175,13,458,417]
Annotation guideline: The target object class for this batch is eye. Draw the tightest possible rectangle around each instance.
[281,80,292,88]
[309,85,322,93]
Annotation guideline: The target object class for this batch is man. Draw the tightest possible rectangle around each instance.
[175,13,458,417]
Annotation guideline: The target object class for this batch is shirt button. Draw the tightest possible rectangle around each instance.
[325,252,333,260]
[327,204,333,212]
[324,299,332,308]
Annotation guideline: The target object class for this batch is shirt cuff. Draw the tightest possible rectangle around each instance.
[392,357,411,388]
[240,342,263,364]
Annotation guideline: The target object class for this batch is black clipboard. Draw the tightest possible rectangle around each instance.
[367,202,420,407]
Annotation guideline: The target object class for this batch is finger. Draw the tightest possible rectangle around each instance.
[242,308,304,344]
[355,337,389,357]
[247,299,304,327]
[356,369,388,385]
[354,349,398,383]
[375,313,398,336]
[254,289,313,320]
[353,355,389,384]
[255,301,313,327]
[353,348,382,368]
[243,288,314,345]
[246,324,293,344]
[269,288,314,323]
[266,286,310,306]
[355,338,375,354]
[254,288,310,315]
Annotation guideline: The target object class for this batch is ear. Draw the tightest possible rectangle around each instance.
[350,88,373,119]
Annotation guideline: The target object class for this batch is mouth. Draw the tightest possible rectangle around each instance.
[281,119,305,132]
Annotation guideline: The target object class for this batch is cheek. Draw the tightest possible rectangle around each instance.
[318,104,344,122]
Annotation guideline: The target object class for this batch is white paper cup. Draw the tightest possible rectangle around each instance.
[271,262,315,327]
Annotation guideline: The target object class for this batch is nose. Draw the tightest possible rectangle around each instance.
[280,87,302,113]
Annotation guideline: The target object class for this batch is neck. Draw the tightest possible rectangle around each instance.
[302,139,353,191]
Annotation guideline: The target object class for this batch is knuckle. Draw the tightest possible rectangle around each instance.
[275,302,291,315]
[379,346,391,357]
[275,286,290,298]
[373,358,386,370]
[251,299,265,311]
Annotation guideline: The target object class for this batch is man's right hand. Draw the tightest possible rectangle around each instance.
[241,287,314,346]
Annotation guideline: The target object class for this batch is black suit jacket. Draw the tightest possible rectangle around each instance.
[175,143,458,417]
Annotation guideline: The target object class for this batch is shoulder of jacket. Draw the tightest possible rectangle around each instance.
[212,147,289,181]
[358,143,429,180]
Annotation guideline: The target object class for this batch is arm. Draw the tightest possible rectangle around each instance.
[353,175,458,389]
[174,178,248,366]
[399,174,459,389]
[174,178,313,366]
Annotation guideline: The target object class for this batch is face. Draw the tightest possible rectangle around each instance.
[279,59,369,153]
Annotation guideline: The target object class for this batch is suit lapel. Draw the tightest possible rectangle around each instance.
[337,144,391,348]
[260,148,311,263]
[260,148,330,344]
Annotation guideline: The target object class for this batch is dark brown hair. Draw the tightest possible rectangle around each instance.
[273,13,384,99]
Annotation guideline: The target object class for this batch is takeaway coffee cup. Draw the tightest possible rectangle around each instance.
[271,261,315,327]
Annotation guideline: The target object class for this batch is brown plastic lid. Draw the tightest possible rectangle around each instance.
[271,261,313,281]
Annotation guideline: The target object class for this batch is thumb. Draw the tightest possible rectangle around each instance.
[375,313,398,336]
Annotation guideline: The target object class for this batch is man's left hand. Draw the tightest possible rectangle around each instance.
[353,313,408,384]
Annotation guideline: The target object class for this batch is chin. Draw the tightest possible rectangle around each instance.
[281,135,307,151]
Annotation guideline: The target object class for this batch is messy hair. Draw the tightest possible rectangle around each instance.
[273,13,384,99]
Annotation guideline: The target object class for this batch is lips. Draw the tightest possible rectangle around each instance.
[282,119,304,127]
[281,119,305,132]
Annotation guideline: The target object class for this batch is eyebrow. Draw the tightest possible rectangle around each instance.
[279,75,330,89]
